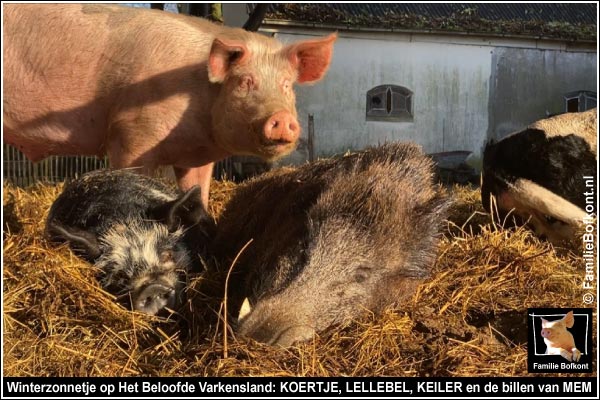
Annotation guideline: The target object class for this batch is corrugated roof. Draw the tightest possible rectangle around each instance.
[265,3,597,40]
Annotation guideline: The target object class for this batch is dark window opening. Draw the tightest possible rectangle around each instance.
[566,98,580,113]
[564,91,596,113]
[366,85,413,122]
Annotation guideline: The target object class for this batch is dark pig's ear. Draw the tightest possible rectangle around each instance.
[47,222,101,260]
[155,186,212,232]
[208,37,249,83]
[285,32,337,83]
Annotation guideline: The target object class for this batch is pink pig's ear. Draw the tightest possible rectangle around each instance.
[564,311,575,328]
[208,38,250,83]
[286,32,337,84]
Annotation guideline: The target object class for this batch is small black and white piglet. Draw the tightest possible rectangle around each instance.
[46,170,214,315]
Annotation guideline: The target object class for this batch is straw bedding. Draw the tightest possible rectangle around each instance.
[2,178,594,377]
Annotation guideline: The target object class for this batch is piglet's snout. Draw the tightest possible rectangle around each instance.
[263,111,300,144]
[134,283,176,315]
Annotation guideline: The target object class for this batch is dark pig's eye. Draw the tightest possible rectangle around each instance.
[353,266,372,283]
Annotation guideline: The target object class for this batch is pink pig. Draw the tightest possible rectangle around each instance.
[540,311,581,362]
[3,4,336,206]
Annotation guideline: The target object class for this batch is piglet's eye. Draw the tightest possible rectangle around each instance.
[160,250,174,263]
[353,266,372,283]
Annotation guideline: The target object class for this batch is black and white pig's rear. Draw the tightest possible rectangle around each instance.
[481,108,597,244]
[46,170,215,315]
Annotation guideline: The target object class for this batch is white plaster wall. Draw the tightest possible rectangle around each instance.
[222,3,249,28]
[275,33,492,164]
[489,47,597,140]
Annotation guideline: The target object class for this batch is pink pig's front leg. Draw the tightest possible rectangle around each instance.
[545,345,573,361]
[174,164,214,208]
[571,347,581,362]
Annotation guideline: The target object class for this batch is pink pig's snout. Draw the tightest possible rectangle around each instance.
[541,328,551,338]
[263,110,300,144]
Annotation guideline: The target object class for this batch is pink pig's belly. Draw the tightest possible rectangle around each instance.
[3,4,116,161]
[4,99,109,162]
[3,4,214,167]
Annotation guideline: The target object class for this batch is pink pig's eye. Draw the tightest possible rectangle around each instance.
[282,79,292,93]
[239,75,255,91]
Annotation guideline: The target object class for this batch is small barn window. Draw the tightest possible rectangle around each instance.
[366,85,413,122]
[564,91,596,112]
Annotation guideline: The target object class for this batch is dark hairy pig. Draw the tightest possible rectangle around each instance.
[210,143,450,346]
[46,170,215,315]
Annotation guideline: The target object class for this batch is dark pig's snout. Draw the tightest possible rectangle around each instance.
[133,282,177,316]
[238,312,316,347]
[244,324,316,347]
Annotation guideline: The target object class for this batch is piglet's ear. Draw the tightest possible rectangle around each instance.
[154,186,211,232]
[208,37,249,83]
[564,311,575,328]
[286,33,337,84]
[47,223,101,261]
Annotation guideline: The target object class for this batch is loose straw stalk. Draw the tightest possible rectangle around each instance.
[222,238,254,359]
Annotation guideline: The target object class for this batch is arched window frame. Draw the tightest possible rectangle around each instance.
[366,85,413,122]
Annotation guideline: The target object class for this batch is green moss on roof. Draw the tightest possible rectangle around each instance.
[266,4,596,41]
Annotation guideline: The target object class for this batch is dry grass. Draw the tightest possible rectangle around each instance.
[2,179,595,377]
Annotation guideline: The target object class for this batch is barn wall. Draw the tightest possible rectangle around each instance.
[270,30,596,167]
[488,47,597,141]
[275,32,492,165]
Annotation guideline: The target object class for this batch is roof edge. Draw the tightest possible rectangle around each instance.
[262,18,597,44]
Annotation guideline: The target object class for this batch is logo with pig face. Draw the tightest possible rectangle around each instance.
[540,311,581,361]
[528,308,592,373]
